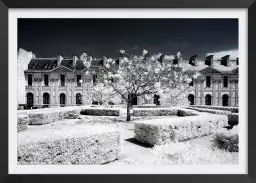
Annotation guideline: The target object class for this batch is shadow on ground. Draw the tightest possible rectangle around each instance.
[125,138,153,148]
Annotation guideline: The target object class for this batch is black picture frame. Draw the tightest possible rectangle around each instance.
[0,0,254,182]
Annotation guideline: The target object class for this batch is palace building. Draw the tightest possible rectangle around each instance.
[17,48,239,109]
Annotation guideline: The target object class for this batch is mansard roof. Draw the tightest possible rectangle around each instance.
[27,58,104,71]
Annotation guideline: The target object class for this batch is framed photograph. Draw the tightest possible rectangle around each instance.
[0,0,254,182]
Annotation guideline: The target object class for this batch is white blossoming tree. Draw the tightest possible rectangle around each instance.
[95,49,199,121]
[85,83,122,105]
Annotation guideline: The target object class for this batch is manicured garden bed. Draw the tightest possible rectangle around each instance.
[134,114,228,145]
[17,125,122,165]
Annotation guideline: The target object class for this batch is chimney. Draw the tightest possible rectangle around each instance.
[221,55,230,66]
[73,54,78,67]
[205,55,214,66]
[103,55,108,67]
[57,54,63,66]
[189,55,197,66]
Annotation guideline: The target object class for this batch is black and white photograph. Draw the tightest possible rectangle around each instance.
[9,9,247,174]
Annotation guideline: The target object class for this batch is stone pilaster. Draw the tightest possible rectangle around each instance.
[71,78,75,106]
[55,79,59,106]
[229,80,234,106]
[50,79,54,106]
[235,80,239,106]
[65,79,71,106]
[218,80,222,106]
[33,78,38,105]
[200,79,204,105]
[195,80,199,105]
[38,78,42,105]
[212,80,218,106]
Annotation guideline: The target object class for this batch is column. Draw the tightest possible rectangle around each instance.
[195,80,199,105]
[212,80,217,106]
[235,80,239,106]
[50,79,54,106]
[33,78,38,105]
[71,79,75,106]
[218,80,222,106]
[66,79,70,106]
[200,80,204,105]
[229,80,234,106]
[55,79,59,106]
[38,78,42,106]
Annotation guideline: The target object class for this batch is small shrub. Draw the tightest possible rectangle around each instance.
[228,113,239,126]
[212,126,239,152]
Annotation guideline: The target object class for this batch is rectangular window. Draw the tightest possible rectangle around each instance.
[28,74,32,86]
[77,75,82,86]
[206,76,211,87]
[61,75,65,86]
[224,76,228,87]
[44,74,49,86]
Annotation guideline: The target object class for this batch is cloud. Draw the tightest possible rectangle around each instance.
[206,49,238,60]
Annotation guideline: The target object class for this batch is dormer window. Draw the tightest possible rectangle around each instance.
[173,58,178,65]
[189,60,195,66]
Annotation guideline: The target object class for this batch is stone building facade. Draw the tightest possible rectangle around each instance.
[18,49,239,108]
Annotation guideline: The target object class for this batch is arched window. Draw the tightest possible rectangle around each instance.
[205,94,212,106]
[27,93,34,106]
[43,93,50,107]
[188,94,194,105]
[153,95,160,106]
[222,94,229,106]
[76,93,82,105]
[60,93,66,106]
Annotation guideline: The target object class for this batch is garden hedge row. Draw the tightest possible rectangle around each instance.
[186,107,239,126]
[28,109,81,125]
[192,105,238,113]
[133,108,198,116]
[80,108,120,116]
[18,127,122,165]
[17,115,29,132]
[134,114,228,145]
[212,126,238,152]
[186,107,231,115]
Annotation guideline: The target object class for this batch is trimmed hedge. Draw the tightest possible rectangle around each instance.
[177,108,199,117]
[28,109,81,125]
[133,108,179,116]
[133,108,198,117]
[186,107,231,115]
[17,128,121,165]
[134,114,228,145]
[17,115,29,132]
[192,105,238,113]
[28,111,61,125]
[228,113,239,126]
[80,108,120,116]
[212,126,238,152]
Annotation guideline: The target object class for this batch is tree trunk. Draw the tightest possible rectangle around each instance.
[126,101,131,121]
